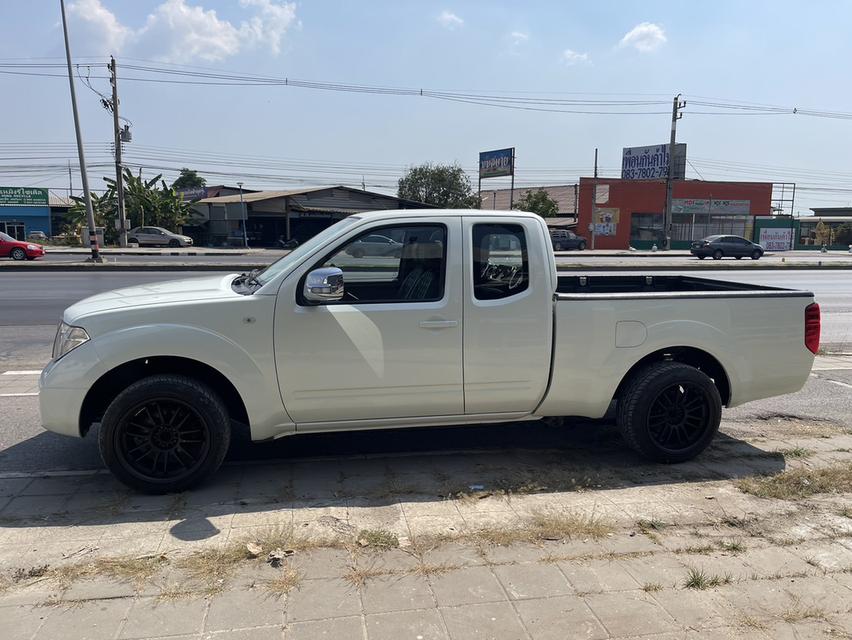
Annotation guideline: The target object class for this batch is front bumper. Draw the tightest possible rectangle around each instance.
[38,343,99,438]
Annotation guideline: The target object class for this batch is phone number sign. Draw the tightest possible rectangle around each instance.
[621,143,686,181]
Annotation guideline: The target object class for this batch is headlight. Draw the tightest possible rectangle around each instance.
[27,244,38,251]
[52,321,90,360]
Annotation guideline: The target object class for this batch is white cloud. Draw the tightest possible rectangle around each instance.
[67,0,298,62]
[510,31,529,46]
[437,10,463,30]
[68,0,132,53]
[619,22,666,53]
[561,49,590,66]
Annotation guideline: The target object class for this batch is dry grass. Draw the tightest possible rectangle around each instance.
[475,510,613,546]
[410,562,458,578]
[718,539,746,554]
[674,544,717,555]
[737,465,852,500]
[781,599,828,623]
[49,554,167,591]
[356,529,399,550]
[641,582,662,592]
[737,615,768,631]
[176,546,249,591]
[840,507,852,519]
[683,567,732,590]
[342,562,395,588]
[260,566,303,598]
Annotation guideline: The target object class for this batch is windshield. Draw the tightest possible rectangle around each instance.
[0,232,14,242]
[254,217,360,286]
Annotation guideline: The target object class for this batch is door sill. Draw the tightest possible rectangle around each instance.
[295,411,537,434]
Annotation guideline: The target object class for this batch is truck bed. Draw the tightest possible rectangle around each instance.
[556,274,813,299]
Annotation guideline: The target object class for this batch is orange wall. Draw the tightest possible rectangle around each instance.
[577,178,773,249]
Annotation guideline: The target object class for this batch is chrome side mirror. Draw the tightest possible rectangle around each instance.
[303,267,344,303]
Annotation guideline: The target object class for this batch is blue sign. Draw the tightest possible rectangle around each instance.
[479,148,514,179]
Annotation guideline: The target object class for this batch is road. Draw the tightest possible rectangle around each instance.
[0,268,850,475]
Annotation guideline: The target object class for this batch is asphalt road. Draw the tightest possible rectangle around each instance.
[1,268,850,475]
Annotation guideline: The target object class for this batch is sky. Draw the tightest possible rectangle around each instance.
[1,0,851,213]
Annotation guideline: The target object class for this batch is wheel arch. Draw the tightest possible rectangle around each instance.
[612,346,731,407]
[79,356,249,437]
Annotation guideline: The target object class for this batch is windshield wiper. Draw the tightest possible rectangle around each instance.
[234,268,263,291]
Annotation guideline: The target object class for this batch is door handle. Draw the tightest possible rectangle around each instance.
[419,319,458,329]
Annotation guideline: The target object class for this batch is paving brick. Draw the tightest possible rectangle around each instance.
[618,553,691,590]
[366,608,448,640]
[429,566,506,607]
[492,563,573,600]
[36,598,132,640]
[206,584,286,631]
[440,601,528,640]
[738,547,817,578]
[556,558,641,593]
[118,597,207,639]
[202,626,284,639]
[419,542,486,568]
[361,574,435,614]
[284,578,361,622]
[355,548,420,574]
[514,595,608,640]
[20,477,83,496]
[0,495,70,518]
[584,590,679,637]
[289,548,352,580]
[284,615,363,639]
[0,604,47,640]
[650,587,737,629]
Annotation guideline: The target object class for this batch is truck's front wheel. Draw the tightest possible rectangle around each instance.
[98,375,231,493]
[617,362,721,463]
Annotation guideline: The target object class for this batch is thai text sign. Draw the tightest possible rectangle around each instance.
[672,198,750,214]
[621,143,686,180]
[479,148,514,178]
[759,227,792,251]
[0,187,49,206]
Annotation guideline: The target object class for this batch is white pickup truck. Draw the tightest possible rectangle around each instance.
[40,210,821,492]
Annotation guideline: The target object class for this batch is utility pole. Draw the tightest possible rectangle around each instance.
[663,94,686,249]
[591,147,598,250]
[67,160,73,197]
[60,0,101,262]
[109,56,128,247]
[237,182,248,248]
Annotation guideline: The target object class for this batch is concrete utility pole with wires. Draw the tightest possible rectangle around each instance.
[109,56,128,247]
[59,0,102,262]
[663,94,686,249]
[237,182,248,248]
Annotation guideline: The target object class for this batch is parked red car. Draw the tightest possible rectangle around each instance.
[0,231,45,260]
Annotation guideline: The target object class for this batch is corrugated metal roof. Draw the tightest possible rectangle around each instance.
[196,186,332,204]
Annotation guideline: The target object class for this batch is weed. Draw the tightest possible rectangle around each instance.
[642,582,662,592]
[781,599,828,623]
[675,544,716,555]
[777,447,813,459]
[637,518,667,533]
[12,565,50,582]
[840,507,852,519]
[737,465,852,500]
[683,567,732,590]
[342,562,395,588]
[738,615,768,631]
[261,566,303,598]
[718,539,746,554]
[356,529,399,550]
[411,562,458,577]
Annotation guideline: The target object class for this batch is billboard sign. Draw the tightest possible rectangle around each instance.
[176,187,208,202]
[759,227,793,251]
[479,148,514,178]
[621,143,686,180]
[672,198,750,214]
[0,186,49,206]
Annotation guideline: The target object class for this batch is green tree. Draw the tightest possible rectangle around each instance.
[68,189,117,243]
[513,188,560,217]
[171,168,206,190]
[398,163,479,208]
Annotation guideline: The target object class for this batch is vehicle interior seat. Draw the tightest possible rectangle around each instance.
[397,240,443,300]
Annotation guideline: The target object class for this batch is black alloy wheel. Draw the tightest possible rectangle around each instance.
[99,375,231,493]
[646,383,712,454]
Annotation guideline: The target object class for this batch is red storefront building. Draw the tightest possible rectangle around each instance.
[576,178,772,250]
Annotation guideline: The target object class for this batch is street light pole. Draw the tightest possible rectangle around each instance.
[237,182,248,248]
[59,0,102,262]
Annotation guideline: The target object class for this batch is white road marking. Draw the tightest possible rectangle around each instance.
[1,370,42,376]
[827,379,852,390]
[0,392,38,397]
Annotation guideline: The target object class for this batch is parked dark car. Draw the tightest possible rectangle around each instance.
[690,235,764,260]
[550,229,587,251]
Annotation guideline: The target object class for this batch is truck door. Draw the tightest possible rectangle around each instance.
[274,218,464,425]
[462,217,554,414]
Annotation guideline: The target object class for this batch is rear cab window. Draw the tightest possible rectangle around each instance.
[472,223,529,300]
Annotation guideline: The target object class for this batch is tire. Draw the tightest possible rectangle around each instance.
[617,361,721,463]
[168,239,180,248]
[554,243,563,251]
[735,256,742,260]
[697,255,706,260]
[751,250,762,260]
[712,249,723,260]
[98,375,231,493]
[128,237,138,245]
[10,247,26,261]
[577,242,586,251]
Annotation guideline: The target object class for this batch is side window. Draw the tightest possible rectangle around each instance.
[310,224,446,304]
[472,223,529,300]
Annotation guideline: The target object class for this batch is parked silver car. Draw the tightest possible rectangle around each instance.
[127,226,193,248]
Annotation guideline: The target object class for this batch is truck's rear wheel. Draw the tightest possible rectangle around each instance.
[98,375,231,493]
[617,362,721,463]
